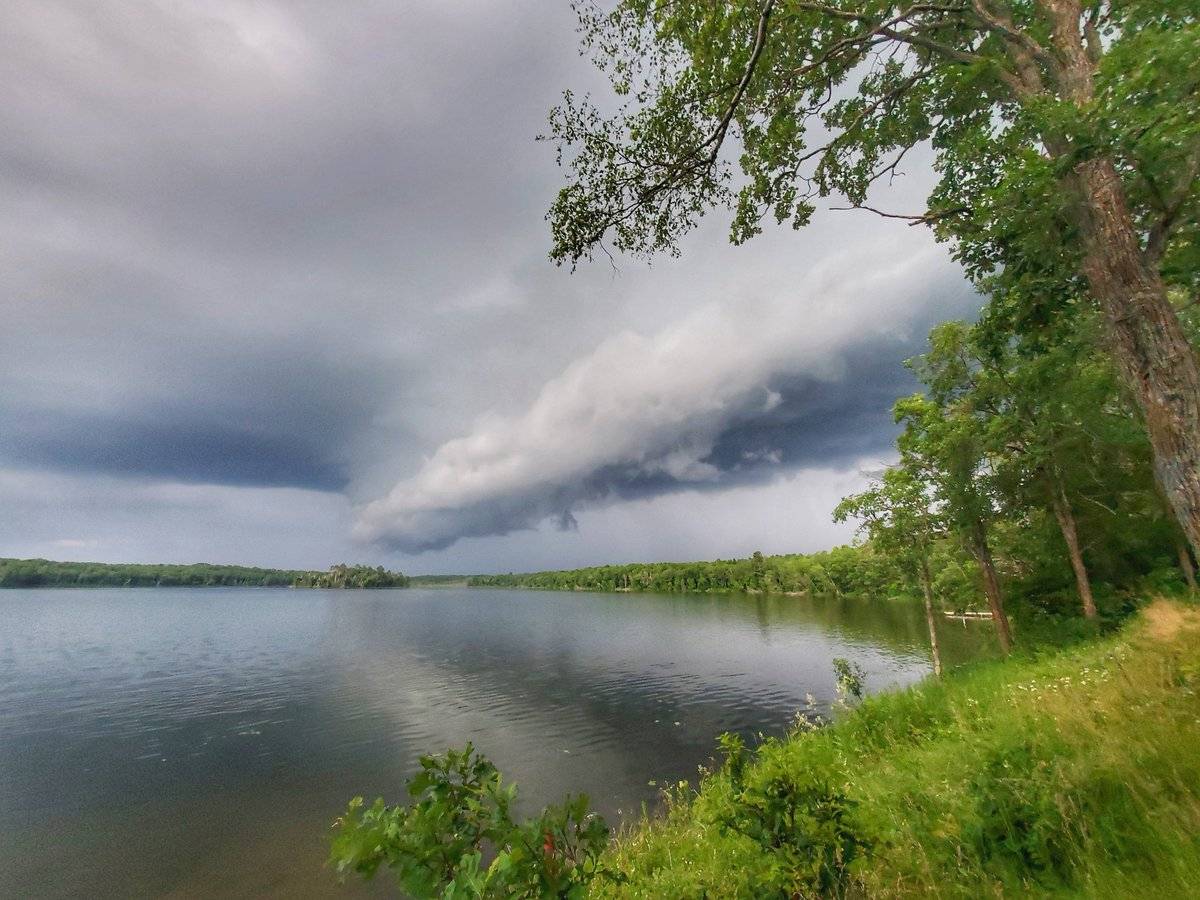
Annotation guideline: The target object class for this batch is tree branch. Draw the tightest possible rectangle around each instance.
[830,203,972,226]
[1146,141,1200,265]
[700,0,775,164]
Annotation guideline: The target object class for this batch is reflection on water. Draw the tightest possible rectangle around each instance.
[0,587,992,898]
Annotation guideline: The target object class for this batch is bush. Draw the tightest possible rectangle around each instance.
[330,744,616,898]
[714,733,873,898]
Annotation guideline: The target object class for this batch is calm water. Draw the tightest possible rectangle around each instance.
[0,587,992,898]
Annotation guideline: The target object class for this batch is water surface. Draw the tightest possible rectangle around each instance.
[0,587,991,897]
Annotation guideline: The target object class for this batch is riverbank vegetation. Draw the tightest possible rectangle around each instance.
[333,599,1200,897]
[467,548,894,597]
[597,598,1200,898]
[0,558,408,589]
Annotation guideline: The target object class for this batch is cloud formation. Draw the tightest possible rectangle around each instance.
[1,0,980,570]
[356,247,966,552]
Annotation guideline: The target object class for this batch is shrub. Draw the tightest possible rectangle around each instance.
[331,744,616,898]
[715,733,872,897]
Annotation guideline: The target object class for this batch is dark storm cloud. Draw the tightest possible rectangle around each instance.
[0,0,585,497]
[0,1,981,568]
[2,408,347,490]
[355,253,980,553]
[1,331,406,489]
[703,343,924,476]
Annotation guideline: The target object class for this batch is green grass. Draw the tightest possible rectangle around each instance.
[595,599,1200,898]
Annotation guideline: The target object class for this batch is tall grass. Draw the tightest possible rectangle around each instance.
[596,600,1200,898]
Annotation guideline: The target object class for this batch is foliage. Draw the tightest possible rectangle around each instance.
[831,657,866,703]
[331,745,615,899]
[545,2,1199,270]
[715,732,872,898]
[592,600,1200,898]
[467,545,903,598]
[291,563,409,589]
[0,557,308,588]
[0,557,409,589]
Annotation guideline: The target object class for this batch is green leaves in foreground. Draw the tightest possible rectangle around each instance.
[715,731,873,898]
[330,744,617,898]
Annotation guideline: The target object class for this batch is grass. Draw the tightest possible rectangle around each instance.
[593,599,1200,898]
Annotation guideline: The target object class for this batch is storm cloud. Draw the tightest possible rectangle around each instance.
[356,246,967,553]
[0,1,980,571]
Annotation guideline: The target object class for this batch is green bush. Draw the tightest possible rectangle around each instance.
[708,732,873,898]
[330,744,616,898]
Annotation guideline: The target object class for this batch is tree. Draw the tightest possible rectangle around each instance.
[896,390,1013,653]
[547,1,1200,556]
[835,463,944,675]
[959,308,1110,620]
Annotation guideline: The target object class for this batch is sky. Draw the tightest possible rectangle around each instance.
[0,1,983,574]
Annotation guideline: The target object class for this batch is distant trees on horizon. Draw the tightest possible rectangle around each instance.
[0,558,408,589]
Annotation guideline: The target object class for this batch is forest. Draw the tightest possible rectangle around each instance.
[0,558,408,589]
[467,548,894,597]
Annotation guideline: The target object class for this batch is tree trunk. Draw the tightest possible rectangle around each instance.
[1178,539,1197,595]
[970,522,1012,654]
[1073,157,1200,560]
[918,557,943,677]
[1037,3,1200,560]
[1049,481,1098,619]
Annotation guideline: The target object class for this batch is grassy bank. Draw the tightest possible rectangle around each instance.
[597,599,1200,898]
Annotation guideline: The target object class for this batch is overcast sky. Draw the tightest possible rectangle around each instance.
[0,1,981,574]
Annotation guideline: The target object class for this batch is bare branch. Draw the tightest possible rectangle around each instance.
[830,203,972,226]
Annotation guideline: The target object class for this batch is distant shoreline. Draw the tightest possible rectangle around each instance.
[0,558,409,589]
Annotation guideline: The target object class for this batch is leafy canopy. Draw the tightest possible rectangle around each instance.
[547,1,1200,274]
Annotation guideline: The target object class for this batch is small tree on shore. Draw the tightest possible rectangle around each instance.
[836,463,945,676]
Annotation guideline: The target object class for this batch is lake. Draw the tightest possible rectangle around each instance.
[0,587,992,898]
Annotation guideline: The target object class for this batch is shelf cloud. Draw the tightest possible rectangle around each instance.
[356,247,965,552]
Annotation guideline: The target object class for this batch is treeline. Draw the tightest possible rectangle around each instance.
[0,558,408,589]
[408,574,470,586]
[292,564,410,589]
[467,547,896,597]
[0,558,307,588]
[828,299,1200,671]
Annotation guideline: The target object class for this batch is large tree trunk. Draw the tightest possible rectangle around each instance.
[970,522,1012,654]
[1035,2,1200,559]
[918,556,943,677]
[1177,539,1197,595]
[1073,157,1200,560]
[1049,481,1097,619]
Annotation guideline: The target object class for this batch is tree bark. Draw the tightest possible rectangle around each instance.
[970,521,1012,654]
[1049,481,1098,619]
[1073,157,1200,560]
[1036,1,1200,561]
[1177,539,1197,595]
[918,556,943,677]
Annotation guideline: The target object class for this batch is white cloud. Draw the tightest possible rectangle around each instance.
[355,243,957,552]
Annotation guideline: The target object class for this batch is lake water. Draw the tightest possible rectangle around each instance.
[0,587,992,898]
